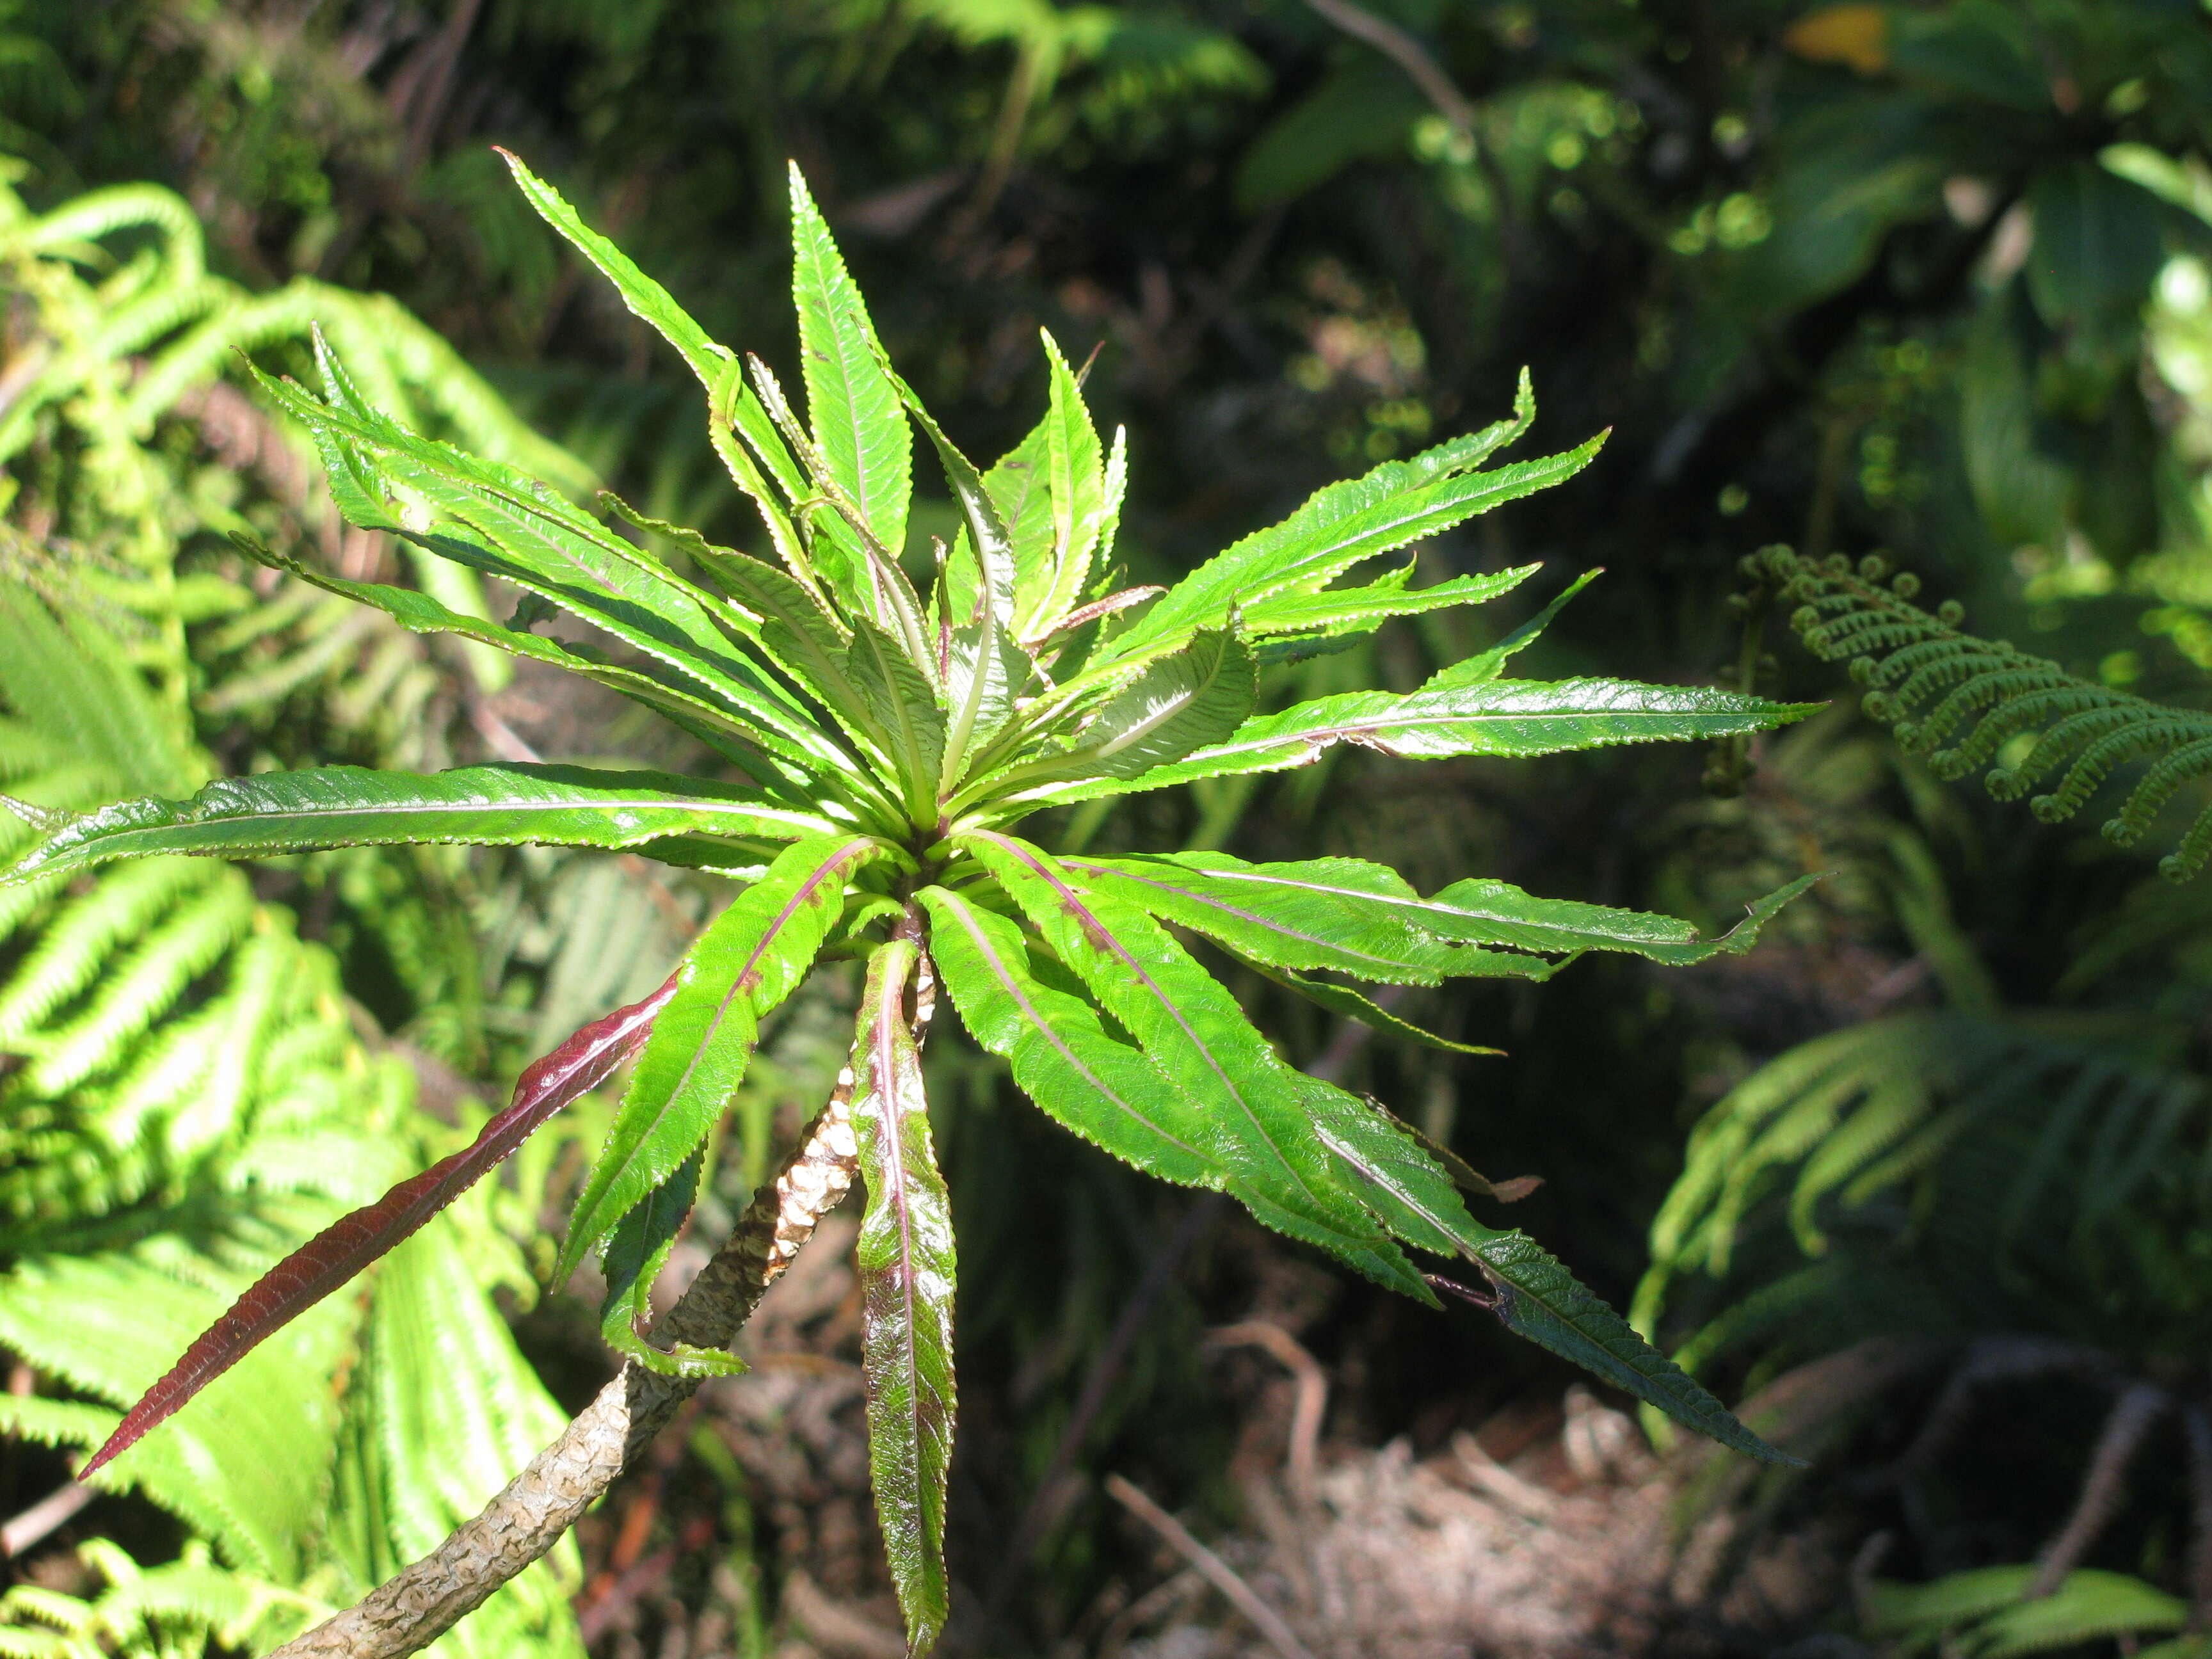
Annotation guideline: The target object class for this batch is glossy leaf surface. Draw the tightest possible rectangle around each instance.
[920,885,1225,1190]
[1105,384,1574,659]
[851,940,957,1656]
[1025,629,1256,787]
[1014,678,1818,806]
[1471,1231,1795,1464]
[556,834,893,1282]
[964,831,1428,1299]
[2,764,831,885]
[789,163,912,557]
[598,1150,743,1378]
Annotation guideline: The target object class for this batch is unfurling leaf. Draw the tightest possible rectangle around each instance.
[81,972,681,1480]
[851,938,957,1656]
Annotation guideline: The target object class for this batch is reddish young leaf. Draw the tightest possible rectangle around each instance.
[80,972,680,1480]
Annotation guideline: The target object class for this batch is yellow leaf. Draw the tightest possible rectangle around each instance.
[1783,4,1887,74]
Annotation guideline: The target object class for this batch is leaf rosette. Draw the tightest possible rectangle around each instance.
[1,152,1820,1654]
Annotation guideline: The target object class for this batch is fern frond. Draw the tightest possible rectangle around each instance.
[1638,1011,2206,1370]
[1753,548,2212,879]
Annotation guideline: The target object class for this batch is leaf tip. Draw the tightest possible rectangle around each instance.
[0,793,72,837]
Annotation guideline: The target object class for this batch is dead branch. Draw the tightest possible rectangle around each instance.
[1,1477,93,1559]
[1301,0,1475,132]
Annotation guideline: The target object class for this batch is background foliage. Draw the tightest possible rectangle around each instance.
[3,1,2212,1655]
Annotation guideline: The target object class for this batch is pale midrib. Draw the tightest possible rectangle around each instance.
[1068,862,1434,977]
[938,894,1209,1167]
[982,835,1349,1230]
[1110,860,1688,951]
[806,244,898,544]
[154,798,824,823]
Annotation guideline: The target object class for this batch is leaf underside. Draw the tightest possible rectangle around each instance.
[81,974,680,1480]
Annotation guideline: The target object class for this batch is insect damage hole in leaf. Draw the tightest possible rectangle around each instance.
[11,149,1822,1657]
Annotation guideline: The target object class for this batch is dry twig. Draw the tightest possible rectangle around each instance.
[2030,1381,2170,1599]
[1103,1473,1316,1659]
[1208,1322,1328,1505]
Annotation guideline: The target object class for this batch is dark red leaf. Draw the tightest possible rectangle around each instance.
[80,972,680,1480]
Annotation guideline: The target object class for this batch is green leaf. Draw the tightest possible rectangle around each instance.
[1103,376,1568,659]
[982,629,1254,803]
[2026,160,2168,339]
[847,617,948,813]
[961,831,1429,1298]
[982,412,1057,618]
[920,886,1226,1190]
[1020,331,1107,640]
[888,373,1018,630]
[1234,958,1505,1054]
[1417,872,1822,964]
[1423,568,1601,689]
[256,369,838,774]
[1,764,833,886]
[1009,679,1819,808]
[940,607,1028,797]
[231,537,836,786]
[850,938,956,1656]
[680,539,924,789]
[1868,1566,2189,1657]
[499,148,805,506]
[598,1151,744,1378]
[1301,1088,1505,1261]
[789,163,913,557]
[1064,852,1815,978]
[1470,1231,1795,1464]
[556,834,895,1283]
[1241,563,1539,643]
[1064,851,1473,984]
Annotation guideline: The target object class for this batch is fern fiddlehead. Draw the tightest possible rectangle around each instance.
[1745,547,2212,881]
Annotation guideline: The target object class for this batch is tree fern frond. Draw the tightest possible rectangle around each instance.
[1754,548,2212,879]
[1638,1009,2206,1372]
[22,874,258,1095]
[0,860,220,1043]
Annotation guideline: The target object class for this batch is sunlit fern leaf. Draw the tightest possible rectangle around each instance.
[0,531,584,1649]
[0,1248,358,1579]
[333,1220,586,1659]
[1756,547,2212,879]
[0,1535,330,1659]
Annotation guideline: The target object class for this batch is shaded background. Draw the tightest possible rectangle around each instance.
[3,1,2212,1655]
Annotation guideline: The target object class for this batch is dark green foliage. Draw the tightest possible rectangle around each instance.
[1754,545,2212,879]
